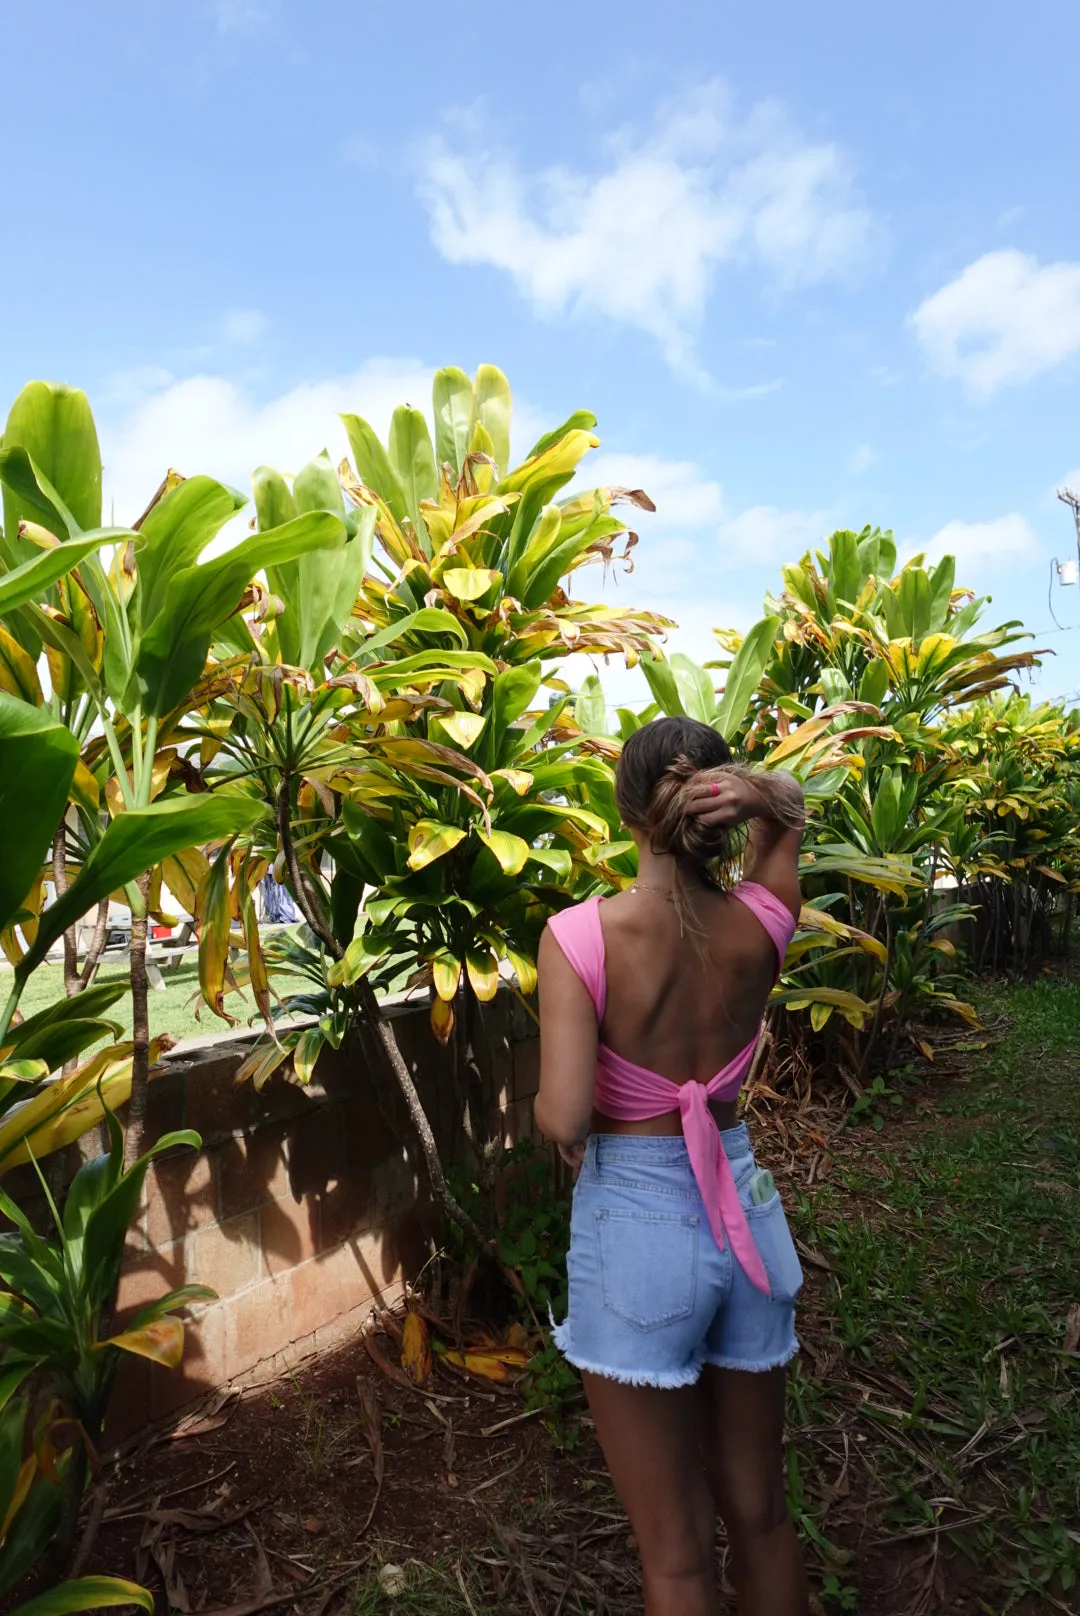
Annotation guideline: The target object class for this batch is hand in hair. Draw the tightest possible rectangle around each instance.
[683,769,763,830]
[685,766,804,919]
[683,765,804,831]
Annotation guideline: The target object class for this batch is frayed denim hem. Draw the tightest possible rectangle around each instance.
[552,1318,706,1389]
[704,1338,800,1374]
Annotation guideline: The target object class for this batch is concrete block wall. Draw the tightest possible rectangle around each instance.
[106,989,541,1432]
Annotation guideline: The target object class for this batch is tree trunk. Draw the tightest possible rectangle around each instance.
[123,873,152,1171]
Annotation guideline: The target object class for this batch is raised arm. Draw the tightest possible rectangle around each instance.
[683,766,804,921]
[534,925,599,1151]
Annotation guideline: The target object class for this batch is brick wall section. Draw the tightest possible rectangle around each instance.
[101,988,540,1433]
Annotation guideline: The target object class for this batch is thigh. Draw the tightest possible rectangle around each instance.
[582,1373,715,1568]
[696,1365,789,1535]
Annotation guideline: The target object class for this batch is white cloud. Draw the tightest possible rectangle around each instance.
[903,514,1041,571]
[717,504,831,563]
[223,309,267,345]
[911,249,1080,400]
[213,0,276,33]
[417,80,874,375]
[585,453,724,528]
[98,359,435,532]
[847,444,876,475]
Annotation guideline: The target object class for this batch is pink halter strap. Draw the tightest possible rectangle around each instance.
[546,882,797,1295]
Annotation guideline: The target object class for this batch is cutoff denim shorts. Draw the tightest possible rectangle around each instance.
[552,1124,802,1387]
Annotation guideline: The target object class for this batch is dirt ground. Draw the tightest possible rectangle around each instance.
[73,981,1075,1616]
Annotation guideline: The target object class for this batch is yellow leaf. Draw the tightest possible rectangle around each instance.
[0,623,42,705]
[431,951,461,1002]
[504,946,537,997]
[70,758,100,812]
[162,847,210,920]
[441,567,500,602]
[478,829,529,876]
[430,993,455,1044]
[103,1317,185,1368]
[434,712,486,750]
[401,1312,432,1387]
[491,768,533,796]
[466,945,499,1002]
[810,1002,833,1033]
[441,1350,512,1383]
[407,819,467,871]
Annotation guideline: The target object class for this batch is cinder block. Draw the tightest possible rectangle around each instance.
[190,1211,261,1298]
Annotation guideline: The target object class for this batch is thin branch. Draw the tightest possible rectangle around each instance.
[52,826,78,998]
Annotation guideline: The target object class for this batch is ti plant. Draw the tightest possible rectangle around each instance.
[0,380,339,1162]
[0,1102,213,1575]
[207,365,670,1230]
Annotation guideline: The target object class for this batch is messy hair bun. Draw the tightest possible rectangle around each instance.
[616,716,743,884]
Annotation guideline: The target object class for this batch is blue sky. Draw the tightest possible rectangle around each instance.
[5,0,1080,706]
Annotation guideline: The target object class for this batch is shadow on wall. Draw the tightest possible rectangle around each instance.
[96,987,542,1431]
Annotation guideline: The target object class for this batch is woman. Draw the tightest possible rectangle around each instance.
[535,716,808,1616]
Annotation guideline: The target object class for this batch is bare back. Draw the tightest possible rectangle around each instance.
[596,887,778,1134]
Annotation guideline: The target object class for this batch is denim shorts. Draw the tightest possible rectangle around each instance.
[552,1124,802,1387]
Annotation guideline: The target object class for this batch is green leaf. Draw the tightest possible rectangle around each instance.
[574,674,608,736]
[355,605,469,659]
[715,616,780,741]
[525,410,597,461]
[469,365,512,480]
[1,381,101,563]
[132,509,345,714]
[2,982,126,1058]
[670,653,717,725]
[0,695,78,934]
[491,662,543,735]
[640,655,686,717]
[261,455,373,672]
[18,794,265,978]
[857,658,889,709]
[134,475,247,633]
[869,769,904,853]
[292,1025,325,1085]
[828,529,861,610]
[928,555,955,632]
[9,1576,154,1614]
[0,528,120,618]
[432,367,473,476]
[388,407,438,528]
[340,412,409,528]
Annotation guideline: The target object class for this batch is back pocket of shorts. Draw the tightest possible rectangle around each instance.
[746,1193,803,1303]
[595,1208,698,1332]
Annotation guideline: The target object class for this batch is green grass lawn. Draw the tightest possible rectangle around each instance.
[13,958,260,1048]
[786,971,1080,1613]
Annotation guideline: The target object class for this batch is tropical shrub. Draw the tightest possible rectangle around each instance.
[204,366,669,1219]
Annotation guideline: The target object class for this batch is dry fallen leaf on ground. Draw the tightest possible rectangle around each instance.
[1064,1301,1080,1354]
[401,1309,433,1386]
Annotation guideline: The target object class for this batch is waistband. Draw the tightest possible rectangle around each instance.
[587,1121,753,1168]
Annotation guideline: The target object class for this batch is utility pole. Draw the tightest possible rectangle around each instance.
[1059,485,1080,552]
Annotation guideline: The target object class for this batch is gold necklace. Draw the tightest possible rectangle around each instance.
[629,881,675,900]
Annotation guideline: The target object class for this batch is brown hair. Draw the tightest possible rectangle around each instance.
[616,717,746,890]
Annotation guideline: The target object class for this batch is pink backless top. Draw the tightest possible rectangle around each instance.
[547,882,797,1296]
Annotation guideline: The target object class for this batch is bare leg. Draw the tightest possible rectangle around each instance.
[582,1372,718,1616]
[696,1365,808,1616]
